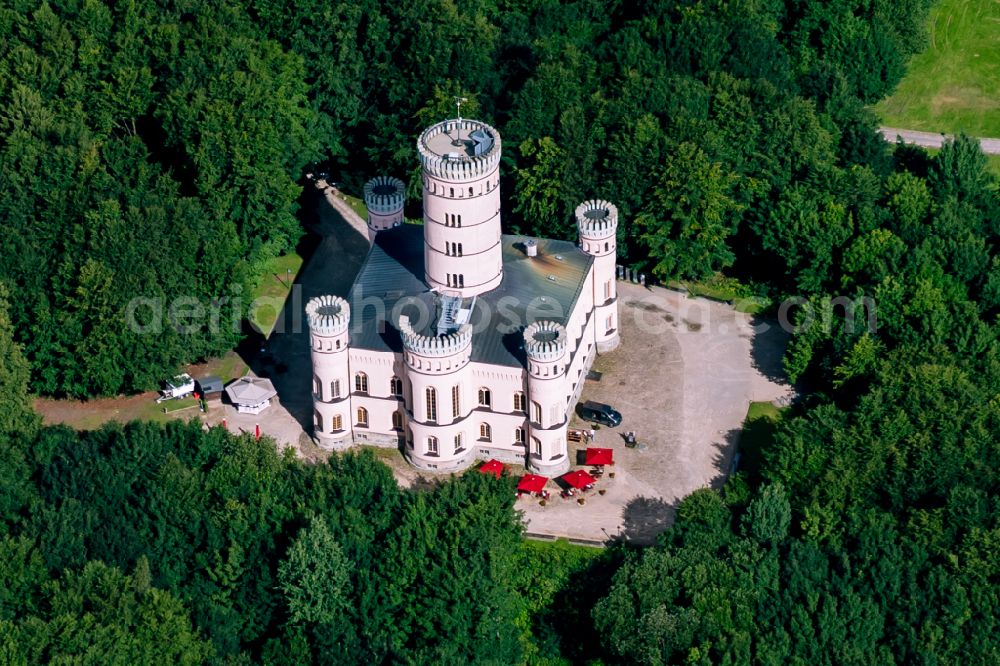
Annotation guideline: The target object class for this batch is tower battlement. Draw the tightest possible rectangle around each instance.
[398,315,472,358]
[417,119,502,182]
[523,320,568,362]
[576,200,619,239]
[363,176,406,215]
[306,295,350,336]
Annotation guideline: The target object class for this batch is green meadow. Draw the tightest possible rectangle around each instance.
[877,0,1000,137]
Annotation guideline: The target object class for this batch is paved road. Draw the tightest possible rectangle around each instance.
[879,127,1000,155]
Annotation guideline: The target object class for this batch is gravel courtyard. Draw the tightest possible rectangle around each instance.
[518,282,792,544]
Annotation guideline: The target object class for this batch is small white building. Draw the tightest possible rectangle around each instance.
[225,376,277,415]
[158,373,195,402]
[307,116,620,476]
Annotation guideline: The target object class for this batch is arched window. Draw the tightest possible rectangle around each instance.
[478,388,491,407]
[451,385,461,417]
[425,387,437,422]
[331,414,343,431]
[314,411,323,433]
[456,215,462,228]
[427,436,439,455]
[355,372,368,394]
[532,437,541,456]
[356,407,368,427]
[532,401,542,424]
[468,186,473,197]
[313,375,321,398]
[458,274,465,288]
[330,379,341,399]
[390,376,403,397]
[605,242,609,252]
[514,427,525,444]
[479,423,492,441]
[457,243,463,257]
[454,432,464,452]
[392,411,403,430]
[513,391,526,412]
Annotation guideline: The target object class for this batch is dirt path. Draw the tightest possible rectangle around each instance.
[879,126,1000,154]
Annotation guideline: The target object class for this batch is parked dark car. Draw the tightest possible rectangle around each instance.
[576,401,622,427]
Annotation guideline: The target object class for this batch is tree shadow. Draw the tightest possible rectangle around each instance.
[706,427,744,492]
[532,544,628,664]
[620,496,678,545]
[748,315,792,387]
[237,184,370,437]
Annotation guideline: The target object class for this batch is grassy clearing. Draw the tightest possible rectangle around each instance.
[140,397,200,422]
[737,400,787,482]
[876,0,1000,137]
[249,251,304,337]
[669,274,771,314]
[192,351,248,384]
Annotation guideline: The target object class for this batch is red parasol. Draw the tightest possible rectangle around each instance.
[585,447,614,466]
[478,459,505,479]
[517,474,549,494]
[562,469,597,489]
[254,423,261,440]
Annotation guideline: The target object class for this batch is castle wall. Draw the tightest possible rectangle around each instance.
[347,349,405,448]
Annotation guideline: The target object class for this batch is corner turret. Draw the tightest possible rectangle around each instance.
[306,295,353,449]
[363,175,405,242]
[523,320,571,476]
[576,200,621,352]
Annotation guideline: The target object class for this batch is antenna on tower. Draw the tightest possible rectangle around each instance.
[451,96,468,147]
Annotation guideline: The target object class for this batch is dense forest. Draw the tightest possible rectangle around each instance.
[2,0,1000,663]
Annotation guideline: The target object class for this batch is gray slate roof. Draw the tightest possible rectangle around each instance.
[346,225,593,367]
[225,376,277,404]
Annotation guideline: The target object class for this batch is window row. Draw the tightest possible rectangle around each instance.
[425,179,496,198]
[315,409,404,433]
[328,379,529,418]
[446,274,465,288]
[424,426,531,457]
[444,213,462,227]
[345,373,404,397]
[445,242,463,256]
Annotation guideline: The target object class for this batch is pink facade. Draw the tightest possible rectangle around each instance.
[418,120,504,296]
[307,117,620,474]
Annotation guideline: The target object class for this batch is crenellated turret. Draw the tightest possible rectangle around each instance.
[419,119,504,297]
[399,314,476,471]
[417,120,503,182]
[306,295,353,449]
[363,175,405,242]
[576,200,621,352]
[523,320,571,476]
[398,315,473,370]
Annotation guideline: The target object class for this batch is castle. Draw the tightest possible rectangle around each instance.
[306,117,619,476]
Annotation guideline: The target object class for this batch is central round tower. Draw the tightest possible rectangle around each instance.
[418,119,503,297]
